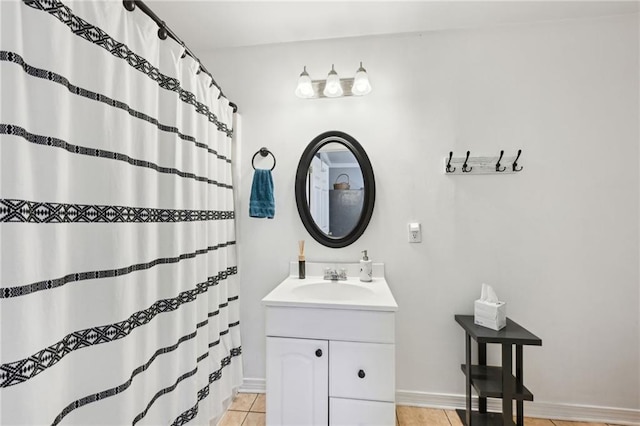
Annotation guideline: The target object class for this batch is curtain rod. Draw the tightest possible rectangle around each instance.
[122,0,238,114]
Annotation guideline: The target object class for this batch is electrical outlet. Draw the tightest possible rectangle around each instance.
[408,222,421,243]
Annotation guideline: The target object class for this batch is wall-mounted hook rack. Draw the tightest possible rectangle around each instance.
[444,150,523,175]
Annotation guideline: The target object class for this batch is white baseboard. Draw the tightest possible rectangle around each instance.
[239,377,266,394]
[395,390,640,426]
[239,379,639,425]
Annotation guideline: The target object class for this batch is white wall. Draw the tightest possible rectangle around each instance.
[202,14,639,411]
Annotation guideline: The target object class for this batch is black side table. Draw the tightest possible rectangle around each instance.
[455,315,542,426]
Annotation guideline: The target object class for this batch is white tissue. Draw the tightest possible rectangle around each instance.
[480,283,500,304]
[480,283,488,301]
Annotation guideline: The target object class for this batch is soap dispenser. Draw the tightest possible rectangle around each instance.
[359,250,372,282]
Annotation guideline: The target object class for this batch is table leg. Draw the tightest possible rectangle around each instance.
[502,344,514,426]
[466,332,472,426]
[478,342,487,414]
[516,345,523,426]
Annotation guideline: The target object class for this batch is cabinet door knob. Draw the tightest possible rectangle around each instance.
[358,369,366,379]
[315,349,323,357]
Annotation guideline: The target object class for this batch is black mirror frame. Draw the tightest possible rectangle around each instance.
[295,131,376,248]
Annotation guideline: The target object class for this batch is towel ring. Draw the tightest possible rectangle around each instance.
[252,147,276,171]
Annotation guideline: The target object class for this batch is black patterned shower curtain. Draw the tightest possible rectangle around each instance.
[0,1,242,424]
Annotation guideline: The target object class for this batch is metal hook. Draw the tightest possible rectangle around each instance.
[512,149,523,172]
[446,151,456,173]
[462,151,472,173]
[496,150,506,172]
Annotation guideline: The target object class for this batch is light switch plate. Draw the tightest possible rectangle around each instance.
[408,223,421,243]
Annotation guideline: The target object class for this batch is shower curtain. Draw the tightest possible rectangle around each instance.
[0,1,242,424]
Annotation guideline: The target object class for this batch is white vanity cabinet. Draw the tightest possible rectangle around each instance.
[263,263,398,426]
[266,307,395,426]
[266,334,396,425]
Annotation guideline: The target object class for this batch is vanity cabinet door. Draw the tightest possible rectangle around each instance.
[330,398,396,426]
[329,341,395,402]
[266,337,329,426]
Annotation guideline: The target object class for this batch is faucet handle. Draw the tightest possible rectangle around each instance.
[323,267,334,280]
[338,268,347,280]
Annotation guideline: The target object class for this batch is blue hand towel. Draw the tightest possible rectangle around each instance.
[249,169,275,218]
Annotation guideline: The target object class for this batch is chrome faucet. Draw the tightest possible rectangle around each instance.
[324,267,347,281]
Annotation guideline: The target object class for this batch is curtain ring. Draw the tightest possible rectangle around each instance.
[157,22,168,40]
[123,0,136,12]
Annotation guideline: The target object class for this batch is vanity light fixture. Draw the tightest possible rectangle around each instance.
[351,62,372,96]
[294,66,314,99]
[323,64,343,98]
[295,62,372,99]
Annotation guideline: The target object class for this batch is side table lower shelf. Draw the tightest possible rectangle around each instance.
[460,365,533,401]
[455,409,507,426]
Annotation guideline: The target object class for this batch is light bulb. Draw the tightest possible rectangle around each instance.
[295,66,315,98]
[351,62,371,96]
[323,64,343,98]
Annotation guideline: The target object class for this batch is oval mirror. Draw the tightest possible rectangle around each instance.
[295,131,375,248]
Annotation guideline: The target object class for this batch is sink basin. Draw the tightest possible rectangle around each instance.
[261,262,398,311]
[291,282,375,301]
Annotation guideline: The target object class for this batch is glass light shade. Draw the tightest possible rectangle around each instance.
[351,62,372,96]
[323,65,343,98]
[295,66,315,98]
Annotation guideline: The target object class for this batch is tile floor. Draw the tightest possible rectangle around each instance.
[216,393,624,426]
[216,393,265,426]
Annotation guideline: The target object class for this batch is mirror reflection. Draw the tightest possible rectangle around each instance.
[306,142,364,238]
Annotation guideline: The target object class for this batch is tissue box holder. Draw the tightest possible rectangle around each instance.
[474,300,506,331]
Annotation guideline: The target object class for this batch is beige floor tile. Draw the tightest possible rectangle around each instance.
[218,410,247,426]
[445,410,556,426]
[520,418,555,426]
[216,404,615,426]
[445,409,464,426]
[229,393,258,411]
[397,406,451,426]
[242,412,266,426]
[250,393,266,413]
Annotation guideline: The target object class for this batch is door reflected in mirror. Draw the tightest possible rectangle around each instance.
[295,131,375,248]
[306,143,364,238]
